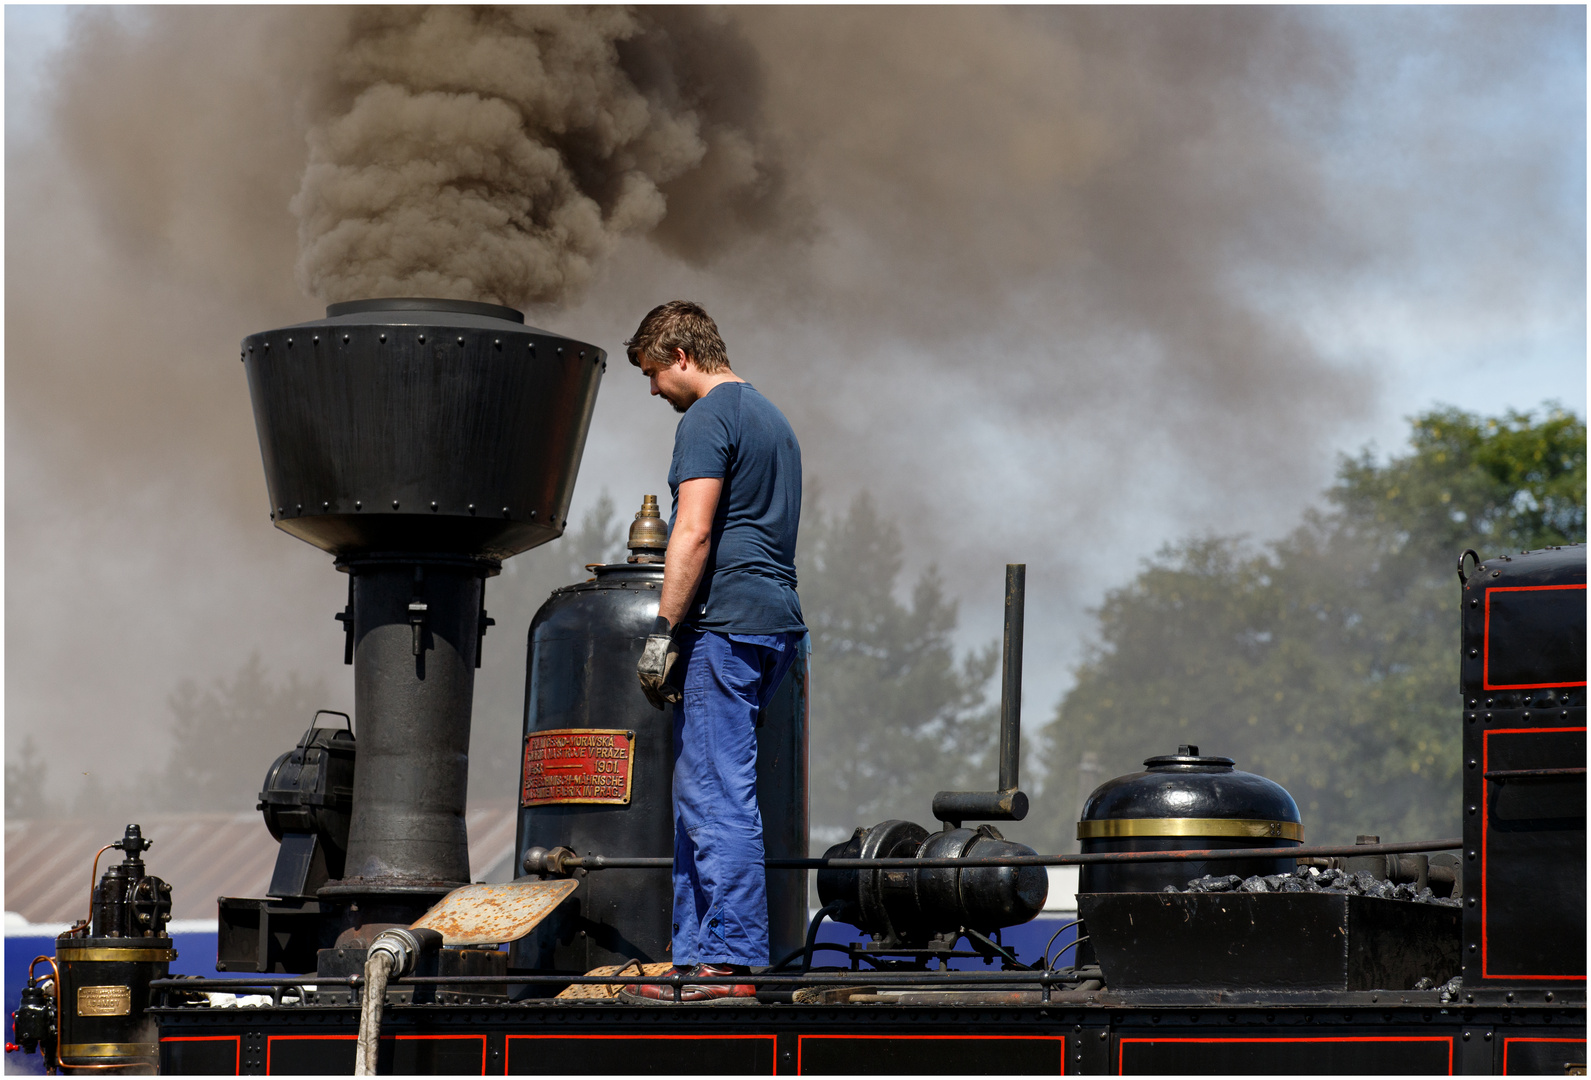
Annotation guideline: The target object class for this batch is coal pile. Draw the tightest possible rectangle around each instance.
[1166,865,1461,906]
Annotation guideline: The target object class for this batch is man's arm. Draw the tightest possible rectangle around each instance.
[658,477,722,628]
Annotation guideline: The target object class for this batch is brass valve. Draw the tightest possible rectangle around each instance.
[626,494,668,563]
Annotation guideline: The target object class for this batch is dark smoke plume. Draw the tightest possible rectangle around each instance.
[292,7,795,307]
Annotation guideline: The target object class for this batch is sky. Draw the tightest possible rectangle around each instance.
[4,6,1584,818]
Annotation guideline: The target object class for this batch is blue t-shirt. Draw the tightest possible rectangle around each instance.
[668,382,805,634]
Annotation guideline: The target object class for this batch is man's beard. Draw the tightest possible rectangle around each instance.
[669,396,689,414]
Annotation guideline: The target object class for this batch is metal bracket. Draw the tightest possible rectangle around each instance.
[476,608,495,668]
[334,577,355,664]
[409,601,429,656]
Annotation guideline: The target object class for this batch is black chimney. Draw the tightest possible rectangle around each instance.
[242,297,604,939]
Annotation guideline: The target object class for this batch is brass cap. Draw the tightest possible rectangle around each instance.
[627,494,668,562]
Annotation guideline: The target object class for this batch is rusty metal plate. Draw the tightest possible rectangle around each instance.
[411,879,580,946]
[521,728,634,806]
[77,984,131,1016]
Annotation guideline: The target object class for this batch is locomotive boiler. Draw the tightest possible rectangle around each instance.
[13,295,1583,1077]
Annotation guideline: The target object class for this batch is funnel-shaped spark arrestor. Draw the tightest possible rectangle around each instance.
[932,564,1029,826]
[242,299,606,912]
[243,298,605,561]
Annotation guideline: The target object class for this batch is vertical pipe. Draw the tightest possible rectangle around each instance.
[341,559,483,887]
[999,563,1025,793]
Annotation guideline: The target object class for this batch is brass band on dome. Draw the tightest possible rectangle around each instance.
[1076,817,1305,842]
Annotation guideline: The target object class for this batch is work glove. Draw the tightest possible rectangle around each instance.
[638,616,682,709]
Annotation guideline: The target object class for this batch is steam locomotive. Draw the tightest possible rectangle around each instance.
[11,299,1583,1075]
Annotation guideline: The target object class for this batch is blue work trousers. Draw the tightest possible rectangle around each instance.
[670,628,803,967]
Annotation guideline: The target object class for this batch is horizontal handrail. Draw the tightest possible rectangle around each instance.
[555,837,1462,872]
[152,970,1080,990]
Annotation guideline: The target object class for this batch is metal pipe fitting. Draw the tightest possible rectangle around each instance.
[366,926,443,980]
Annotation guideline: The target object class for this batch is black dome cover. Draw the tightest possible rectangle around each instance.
[1080,745,1301,826]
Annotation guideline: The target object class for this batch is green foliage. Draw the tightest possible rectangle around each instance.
[803,491,1000,838]
[1333,403,1586,559]
[1037,404,1586,853]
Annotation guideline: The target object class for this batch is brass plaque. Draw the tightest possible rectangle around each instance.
[522,728,634,806]
[77,984,131,1017]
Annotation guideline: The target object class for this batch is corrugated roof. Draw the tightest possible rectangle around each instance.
[5,803,521,924]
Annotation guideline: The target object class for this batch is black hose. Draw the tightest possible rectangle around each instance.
[770,901,846,973]
[1040,919,1082,971]
[768,943,850,971]
[1046,936,1088,976]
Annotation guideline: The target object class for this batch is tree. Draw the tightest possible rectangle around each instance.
[802,491,1001,842]
[1334,404,1586,559]
[1037,404,1586,853]
[151,653,331,813]
[5,736,52,818]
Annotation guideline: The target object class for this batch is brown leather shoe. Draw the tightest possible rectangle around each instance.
[617,964,758,1005]
[616,965,688,1003]
[681,964,758,1004]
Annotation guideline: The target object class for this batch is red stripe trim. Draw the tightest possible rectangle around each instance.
[161,1035,240,1075]
[506,1034,778,1076]
[1482,727,1588,981]
[1502,1037,1586,1074]
[1118,1036,1454,1075]
[796,1034,1064,1075]
[265,1033,487,1075]
[1483,584,1587,690]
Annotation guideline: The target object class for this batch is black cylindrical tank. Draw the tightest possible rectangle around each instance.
[1077,745,1301,894]
[54,936,173,1071]
[510,498,809,981]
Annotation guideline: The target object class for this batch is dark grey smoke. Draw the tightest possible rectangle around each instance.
[5,6,1581,816]
[292,7,796,306]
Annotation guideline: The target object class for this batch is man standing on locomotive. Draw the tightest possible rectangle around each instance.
[620,300,805,1004]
